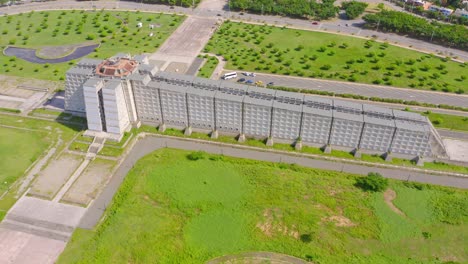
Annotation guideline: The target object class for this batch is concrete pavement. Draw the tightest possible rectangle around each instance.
[79,134,468,229]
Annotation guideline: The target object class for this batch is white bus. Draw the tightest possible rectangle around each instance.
[222,72,237,80]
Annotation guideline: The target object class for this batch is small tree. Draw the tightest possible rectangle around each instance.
[355,172,388,192]
[187,151,206,161]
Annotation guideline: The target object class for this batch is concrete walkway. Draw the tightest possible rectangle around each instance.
[79,134,468,230]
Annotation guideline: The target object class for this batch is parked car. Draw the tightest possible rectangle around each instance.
[242,72,251,76]
[312,21,319,25]
[267,82,275,86]
[245,80,254,84]
[237,78,246,83]
[255,81,264,86]
[249,72,256,77]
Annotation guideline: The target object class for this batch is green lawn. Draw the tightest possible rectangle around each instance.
[197,55,219,78]
[59,149,468,263]
[0,127,51,194]
[0,10,184,81]
[423,111,468,132]
[204,21,467,94]
[0,113,83,218]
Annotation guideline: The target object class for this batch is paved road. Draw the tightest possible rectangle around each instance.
[79,135,468,229]
[226,72,468,108]
[438,129,468,141]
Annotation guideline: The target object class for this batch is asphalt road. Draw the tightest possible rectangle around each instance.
[227,72,468,108]
[438,129,468,141]
[79,135,468,229]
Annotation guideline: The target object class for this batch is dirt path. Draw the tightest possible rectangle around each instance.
[384,189,406,216]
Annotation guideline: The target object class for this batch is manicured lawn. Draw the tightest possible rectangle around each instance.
[423,111,468,132]
[197,55,219,78]
[69,141,90,153]
[204,21,467,94]
[0,127,51,194]
[0,10,184,81]
[59,149,468,263]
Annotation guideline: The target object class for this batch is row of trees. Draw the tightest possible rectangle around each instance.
[229,0,339,20]
[125,0,200,7]
[363,11,468,51]
[341,1,368,19]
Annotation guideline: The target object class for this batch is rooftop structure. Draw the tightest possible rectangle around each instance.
[64,54,447,159]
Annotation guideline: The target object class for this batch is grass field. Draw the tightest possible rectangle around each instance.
[423,111,468,132]
[59,149,468,263]
[0,127,50,194]
[0,113,84,218]
[0,10,184,81]
[204,21,467,94]
[197,55,219,78]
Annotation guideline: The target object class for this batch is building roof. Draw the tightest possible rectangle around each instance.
[246,86,276,99]
[274,90,304,104]
[96,57,138,77]
[243,96,273,108]
[192,77,221,89]
[127,72,151,85]
[395,120,429,132]
[303,95,333,109]
[219,81,248,95]
[333,99,363,112]
[186,86,216,98]
[273,100,303,112]
[393,110,427,122]
[302,105,333,117]
[83,77,103,89]
[364,116,395,127]
[104,79,122,90]
[215,91,244,103]
[76,58,103,68]
[362,104,393,115]
[159,82,188,94]
[66,67,94,76]
[133,54,149,64]
[333,110,364,122]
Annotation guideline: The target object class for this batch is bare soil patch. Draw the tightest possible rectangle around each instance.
[256,208,299,239]
[61,159,115,206]
[29,154,82,200]
[207,251,309,264]
[384,189,406,216]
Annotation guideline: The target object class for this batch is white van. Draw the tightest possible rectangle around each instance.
[222,72,237,80]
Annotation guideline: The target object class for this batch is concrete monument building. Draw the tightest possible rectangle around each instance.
[64,54,447,159]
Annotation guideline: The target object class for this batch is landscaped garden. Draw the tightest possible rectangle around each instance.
[204,21,468,94]
[0,10,184,81]
[197,54,219,78]
[58,148,468,263]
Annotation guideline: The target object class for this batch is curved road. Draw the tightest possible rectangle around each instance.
[4,44,99,64]
[79,135,468,229]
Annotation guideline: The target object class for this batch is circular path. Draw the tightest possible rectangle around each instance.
[4,44,99,64]
[207,252,310,264]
